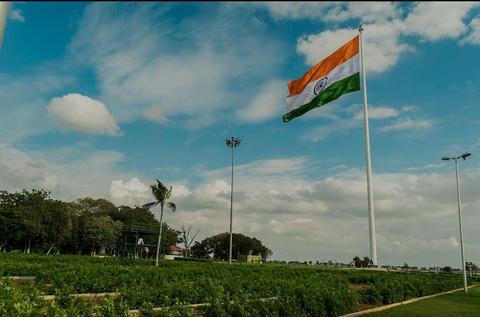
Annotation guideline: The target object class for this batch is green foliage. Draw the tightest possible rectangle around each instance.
[191,232,272,260]
[356,272,466,305]
[0,189,168,256]
[0,253,469,316]
[84,215,123,255]
[0,279,128,316]
[359,286,382,304]
[143,180,176,213]
[156,302,193,317]
[352,256,372,268]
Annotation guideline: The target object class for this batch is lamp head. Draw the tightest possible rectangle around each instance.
[226,137,241,148]
[460,152,471,160]
[441,157,450,161]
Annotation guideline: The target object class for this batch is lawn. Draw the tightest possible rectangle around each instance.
[363,286,480,317]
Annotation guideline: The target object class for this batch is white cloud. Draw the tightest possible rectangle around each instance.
[295,3,480,74]
[110,178,151,206]
[204,156,308,179]
[184,116,215,130]
[404,2,478,41]
[303,115,361,142]
[255,2,401,23]
[461,17,480,45]
[296,22,411,73]
[401,105,418,112]
[236,79,286,123]
[159,157,480,266]
[1,142,479,266]
[106,177,191,208]
[354,106,399,120]
[9,8,25,22]
[170,183,191,199]
[253,2,335,21]
[326,2,402,23]
[404,163,447,172]
[303,105,416,142]
[0,143,132,202]
[48,93,121,136]
[143,106,168,123]
[378,118,434,133]
[69,3,285,126]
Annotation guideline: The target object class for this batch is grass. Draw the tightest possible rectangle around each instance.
[363,286,480,317]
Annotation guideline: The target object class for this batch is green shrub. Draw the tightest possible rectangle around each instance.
[0,253,467,316]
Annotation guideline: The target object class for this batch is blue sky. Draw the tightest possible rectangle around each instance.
[2,2,480,266]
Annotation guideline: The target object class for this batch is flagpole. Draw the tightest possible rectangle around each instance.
[359,25,378,266]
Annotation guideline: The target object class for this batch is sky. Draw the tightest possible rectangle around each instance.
[1,2,480,268]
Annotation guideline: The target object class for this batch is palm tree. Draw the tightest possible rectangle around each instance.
[143,179,176,266]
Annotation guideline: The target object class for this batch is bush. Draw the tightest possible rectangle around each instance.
[0,253,467,316]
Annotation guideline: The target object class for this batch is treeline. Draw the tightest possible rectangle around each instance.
[191,232,272,261]
[0,189,178,255]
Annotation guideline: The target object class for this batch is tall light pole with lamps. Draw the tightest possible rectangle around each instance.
[441,152,471,293]
[226,137,241,264]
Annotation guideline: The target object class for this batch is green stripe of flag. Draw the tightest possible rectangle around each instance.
[283,73,360,123]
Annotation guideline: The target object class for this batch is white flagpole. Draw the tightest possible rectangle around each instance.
[0,2,9,49]
[359,25,378,266]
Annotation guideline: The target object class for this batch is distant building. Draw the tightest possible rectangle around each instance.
[239,254,262,264]
[164,244,185,260]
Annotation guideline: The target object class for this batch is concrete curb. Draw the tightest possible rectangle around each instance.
[340,285,476,317]
[128,297,278,316]
[42,292,117,301]
[2,276,36,281]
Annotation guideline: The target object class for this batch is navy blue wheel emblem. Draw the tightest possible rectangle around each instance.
[314,77,328,95]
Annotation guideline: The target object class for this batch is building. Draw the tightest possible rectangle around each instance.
[239,254,262,264]
[164,244,185,260]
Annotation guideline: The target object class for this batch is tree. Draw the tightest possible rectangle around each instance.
[191,232,272,261]
[160,223,181,255]
[353,256,362,268]
[14,189,50,253]
[0,191,25,251]
[0,188,184,257]
[68,202,94,255]
[180,225,199,257]
[84,216,123,255]
[68,198,115,255]
[352,256,372,268]
[115,205,157,224]
[75,197,118,216]
[42,200,71,255]
[143,179,176,266]
[362,256,372,267]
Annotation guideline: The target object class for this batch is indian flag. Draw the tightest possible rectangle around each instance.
[283,36,360,123]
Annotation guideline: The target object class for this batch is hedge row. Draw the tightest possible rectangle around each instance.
[0,253,467,316]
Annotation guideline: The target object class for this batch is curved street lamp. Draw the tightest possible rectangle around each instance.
[226,137,241,264]
[441,152,471,293]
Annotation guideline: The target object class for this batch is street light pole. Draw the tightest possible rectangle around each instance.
[226,137,241,264]
[442,152,471,293]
